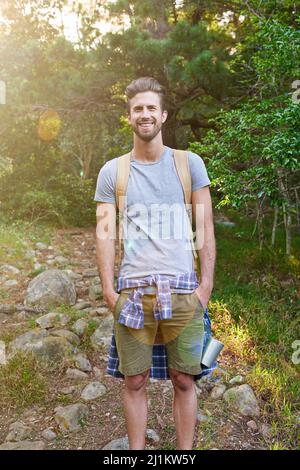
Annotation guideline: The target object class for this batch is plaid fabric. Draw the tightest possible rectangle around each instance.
[116,272,199,329]
[106,272,217,381]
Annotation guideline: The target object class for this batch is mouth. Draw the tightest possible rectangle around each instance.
[138,122,154,129]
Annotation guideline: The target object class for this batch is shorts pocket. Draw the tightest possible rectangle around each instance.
[191,290,204,311]
[113,293,122,318]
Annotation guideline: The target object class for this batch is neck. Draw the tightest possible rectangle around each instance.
[132,134,165,163]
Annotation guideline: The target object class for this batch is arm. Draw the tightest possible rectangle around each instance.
[192,186,216,309]
[95,202,119,311]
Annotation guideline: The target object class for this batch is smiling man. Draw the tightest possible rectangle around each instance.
[94,77,216,450]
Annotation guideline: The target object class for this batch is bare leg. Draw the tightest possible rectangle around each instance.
[169,368,197,450]
[123,370,150,450]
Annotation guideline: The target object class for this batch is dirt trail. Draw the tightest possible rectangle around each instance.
[0,227,269,450]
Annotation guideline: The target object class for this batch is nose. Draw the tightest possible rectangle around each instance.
[140,107,152,119]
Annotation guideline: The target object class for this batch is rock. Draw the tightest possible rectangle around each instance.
[146,429,160,443]
[0,264,20,275]
[9,332,73,362]
[88,283,102,301]
[35,242,48,250]
[63,270,82,281]
[223,384,260,417]
[81,381,107,401]
[74,301,92,311]
[60,385,81,395]
[72,319,88,336]
[0,340,6,365]
[35,312,70,329]
[102,437,129,450]
[210,384,227,400]
[5,421,32,442]
[33,262,42,271]
[89,307,108,317]
[54,256,69,266]
[9,329,49,353]
[4,279,18,288]
[50,329,80,346]
[90,317,114,350]
[26,337,73,361]
[41,428,57,441]
[0,440,45,450]
[74,354,92,372]
[54,404,89,432]
[247,420,258,432]
[82,268,99,278]
[0,304,16,315]
[197,409,210,423]
[24,269,76,310]
[229,375,245,385]
[66,368,89,380]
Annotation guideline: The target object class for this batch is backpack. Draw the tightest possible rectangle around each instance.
[115,149,198,270]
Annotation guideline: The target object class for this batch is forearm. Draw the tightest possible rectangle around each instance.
[96,238,116,296]
[197,222,216,291]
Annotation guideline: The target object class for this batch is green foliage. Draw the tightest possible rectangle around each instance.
[0,351,47,409]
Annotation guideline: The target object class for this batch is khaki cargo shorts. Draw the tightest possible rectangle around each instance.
[113,290,205,377]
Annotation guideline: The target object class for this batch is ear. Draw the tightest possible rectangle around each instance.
[162,110,168,123]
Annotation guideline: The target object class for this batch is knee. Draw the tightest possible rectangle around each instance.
[169,368,194,392]
[124,370,149,392]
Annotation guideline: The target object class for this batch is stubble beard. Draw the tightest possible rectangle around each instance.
[132,120,162,142]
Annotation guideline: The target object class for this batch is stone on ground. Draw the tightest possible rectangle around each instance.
[24,269,76,310]
[54,404,89,433]
[223,384,260,417]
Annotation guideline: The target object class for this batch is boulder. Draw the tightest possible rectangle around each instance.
[50,329,80,346]
[102,437,129,450]
[0,440,45,450]
[81,382,106,401]
[24,269,76,310]
[223,384,260,417]
[54,404,89,432]
[65,368,89,380]
[35,312,70,329]
[74,354,92,372]
[9,331,73,362]
[210,384,227,400]
[72,319,88,336]
[5,421,32,442]
[90,316,114,350]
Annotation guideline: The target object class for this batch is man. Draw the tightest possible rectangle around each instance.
[94,77,216,450]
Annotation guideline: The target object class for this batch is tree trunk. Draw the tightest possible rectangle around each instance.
[162,112,178,148]
[271,204,278,247]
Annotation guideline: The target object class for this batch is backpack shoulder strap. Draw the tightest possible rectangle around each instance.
[173,149,198,262]
[173,149,191,205]
[115,151,131,271]
[115,151,131,212]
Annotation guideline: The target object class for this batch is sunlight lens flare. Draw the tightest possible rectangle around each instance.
[38,109,61,141]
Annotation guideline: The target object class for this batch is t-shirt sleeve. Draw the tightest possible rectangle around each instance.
[93,161,116,204]
[188,151,211,192]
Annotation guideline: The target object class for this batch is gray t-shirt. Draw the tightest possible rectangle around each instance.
[94,145,211,282]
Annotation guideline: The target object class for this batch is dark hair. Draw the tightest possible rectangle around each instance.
[125,77,167,112]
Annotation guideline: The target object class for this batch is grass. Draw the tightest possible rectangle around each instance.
[207,206,300,449]
[0,220,54,266]
[0,351,47,409]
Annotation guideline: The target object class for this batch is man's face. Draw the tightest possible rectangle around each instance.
[127,91,168,142]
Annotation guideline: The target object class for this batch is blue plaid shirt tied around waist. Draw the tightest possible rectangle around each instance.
[116,272,199,329]
[106,271,218,381]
